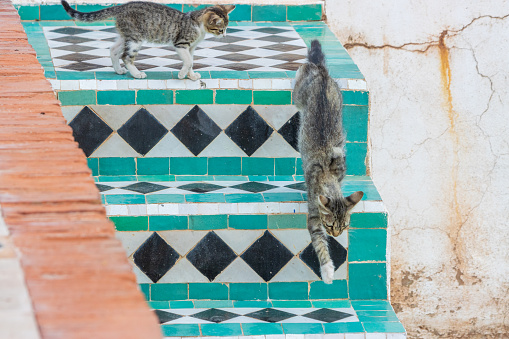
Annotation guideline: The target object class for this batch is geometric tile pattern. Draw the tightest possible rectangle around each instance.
[43,26,307,73]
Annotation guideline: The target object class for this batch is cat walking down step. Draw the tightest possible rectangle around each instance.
[61,1,235,80]
[294,40,364,284]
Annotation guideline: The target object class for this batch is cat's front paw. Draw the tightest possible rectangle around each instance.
[133,72,147,79]
[188,72,201,81]
[178,70,187,79]
[116,67,128,75]
[320,261,334,284]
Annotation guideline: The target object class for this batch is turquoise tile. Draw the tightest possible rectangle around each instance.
[137,90,173,104]
[282,323,324,334]
[182,4,209,12]
[98,175,137,182]
[253,90,292,105]
[193,300,233,308]
[189,215,227,230]
[241,158,274,175]
[56,71,95,80]
[350,213,388,229]
[229,4,251,21]
[296,158,303,175]
[175,89,213,104]
[169,300,194,308]
[151,283,188,300]
[213,175,247,181]
[309,280,348,299]
[97,90,136,105]
[39,21,75,26]
[189,283,228,300]
[109,216,148,231]
[229,214,267,229]
[312,300,351,308]
[268,175,295,181]
[358,314,400,322]
[58,91,96,106]
[342,90,369,105]
[161,324,200,337]
[323,322,365,333]
[137,175,173,182]
[201,324,242,337]
[137,157,169,175]
[271,300,312,307]
[268,214,307,229]
[105,194,145,205]
[76,4,109,12]
[287,4,322,21]
[99,157,136,175]
[95,72,131,80]
[40,5,72,20]
[263,193,303,202]
[248,176,268,181]
[275,158,296,175]
[209,71,249,79]
[215,89,252,104]
[230,283,267,300]
[87,158,98,176]
[175,175,214,181]
[150,215,188,231]
[208,157,241,175]
[166,4,183,11]
[185,194,225,203]
[139,284,150,300]
[349,263,388,299]
[345,143,367,175]
[269,282,308,300]
[343,105,368,142]
[170,157,207,175]
[146,194,185,204]
[351,300,393,310]
[248,71,288,79]
[242,323,283,336]
[233,300,272,308]
[363,322,406,333]
[17,6,40,20]
[349,229,387,262]
[252,5,286,21]
[147,301,169,309]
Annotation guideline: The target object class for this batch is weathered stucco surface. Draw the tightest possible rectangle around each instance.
[326,0,509,337]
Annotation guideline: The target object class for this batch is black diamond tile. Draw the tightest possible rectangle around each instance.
[51,27,91,35]
[101,27,118,33]
[54,44,96,53]
[177,183,225,193]
[58,53,101,62]
[122,182,169,194]
[155,310,182,324]
[225,106,273,156]
[303,308,353,323]
[245,308,296,323]
[274,61,302,71]
[285,182,307,191]
[300,237,347,278]
[133,233,180,283]
[216,53,258,62]
[252,27,291,34]
[187,232,237,281]
[60,62,101,72]
[225,28,242,34]
[69,106,113,156]
[95,184,114,192]
[220,63,261,71]
[117,108,168,155]
[191,308,239,323]
[261,44,305,52]
[53,36,94,44]
[231,181,277,193]
[256,35,295,43]
[133,62,158,71]
[211,44,254,53]
[241,231,293,281]
[278,112,300,151]
[266,53,306,62]
[205,35,243,43]
[170,105,221,156]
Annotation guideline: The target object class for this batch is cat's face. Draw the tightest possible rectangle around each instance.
[203,5,235,37]
[318,191,364,237]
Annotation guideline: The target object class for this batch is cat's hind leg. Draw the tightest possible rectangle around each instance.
[176,46,200,81]
[308,215,334,284]
[122,39,146,79]
[110,37,128,75]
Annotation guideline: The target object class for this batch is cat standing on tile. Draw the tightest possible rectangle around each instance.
[61,1,235,80]
[294,40,363,284]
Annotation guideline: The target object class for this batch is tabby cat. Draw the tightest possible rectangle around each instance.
[294,40,364,284]
[61,1,235,80]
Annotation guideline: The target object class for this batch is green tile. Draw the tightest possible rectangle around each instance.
[176,175,214,181]
[99,157,136,175]
[146,194,185,204]
[58,91,96,106]
[342,90,369,105]
[229,4,251,21]
[87,158,98,176]
[268,214,307,229]
[186,194,225,203]
[248,176,268,181]
[241,158,274,175]
[150,215,188,231]
[225,193,265,203]
[76,4,109,12]
[269,282,308,300]
[175,89,213,104]
[98,175,137,182]
[213,175,247,181]
[193,300,233,308]
[312,300,351,308]
[109,216,148,231]
[269,175,295,181]
[189,283,228,300]
[263,193,303,202]
[252,5,286,21]
[363,322,406,333]
[309,280,348,299]
[253,90,292,105]
[282,323,324,334]
[182,4,209,12]
[209,71,249,79]
[351,300,392,310]
[137,157,169,175]
[345,143,367,175]
[137,174,173,182]
[287,4,322,21]
[358,314,400,322]
[105,194,145,205]
[95,72,131,80]
[296,158,303,175]
[242,323,283,336]
[151,283,188,301]
[147,301,169,309]
[56,71,95,80]
[139,284,150,300]
[189,215,227,230]
[271,300,312,307]
[97,90,136,105]
[323,322,365,333]
[230,283,267,300]
[208,157,241,175]
[229,214,267,229]
[249,71,288,79]
[170,157,207,175]
[349,229,387,262]
[356,310,397,318]
[169,300,194,308]
[40,4,71,20]
[166,4,183,11]
[275,158,296,175]
[201,324,242,337]
[161,324,200,337]
[136,90,173,104]
[343,105,368,142]
[215,89,252,104]
[349,263,387,299]
[17,6,40,20]
[233,300,272,308]
[350,213,388,229]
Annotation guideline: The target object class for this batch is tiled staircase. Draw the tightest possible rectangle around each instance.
[18,2,405,337]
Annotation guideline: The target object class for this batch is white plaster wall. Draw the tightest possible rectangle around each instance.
[326,0,509,337]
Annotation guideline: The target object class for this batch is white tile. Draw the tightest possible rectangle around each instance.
[91,105,141,130]
[48,79,60,90]
[265,336,286,339]
[185,79,202,89]
[220,79,238,88]
[60,106,83,123]
[106,205,129,215]
[271,229,310,254]
[145,133,194,157]
[237,203,260,214]
[299,203,309,213]
[272,79,293,90]
[199,105,245,129]
[271,257,317,282]
[363,201,386,212]
[324,334,345,339]
[214,258,264,283]
[251,133,300,157]
[60,80,80,90]
[147,79,167,89]
[166,79,186,89]
[304,335,326,339]
[147,204,159,215]
[97,80,117,90]
[196,203,220,214]
[260,202,280,214]
[345,334,365,339]
[131,263,153,283]
[199,132,247,157]
[365,334,386,339]
[238,79,252,89]
[254,105,298,130]
[348,79,367,90]
[202,79,220,88]
[117,80,129,90]
[279,203,300,214]
[158,203,180,215]
[115,232,151,257]
[218,203,238,214]
[335,79,348,89]
[159,230,208,255]
[286,335,305,339]
[79,79,97,90]
[91,134,140,158]
[158,258,209,283]
[334,264,347,280]
[178,203,199,215]
[215,230,263,254]
[252,79,272,89]
[128,204,147,216]
[128,79,148,89]
[386,335,406,339]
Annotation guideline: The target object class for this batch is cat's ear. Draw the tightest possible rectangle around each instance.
[318,195,331,213]
[222,5,236,13]
[345,191,363,209]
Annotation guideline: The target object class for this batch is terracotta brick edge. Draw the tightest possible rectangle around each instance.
[0,2,162,338]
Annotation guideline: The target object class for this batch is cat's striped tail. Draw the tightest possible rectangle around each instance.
[61,0,121,21]
[308,39,326,67]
